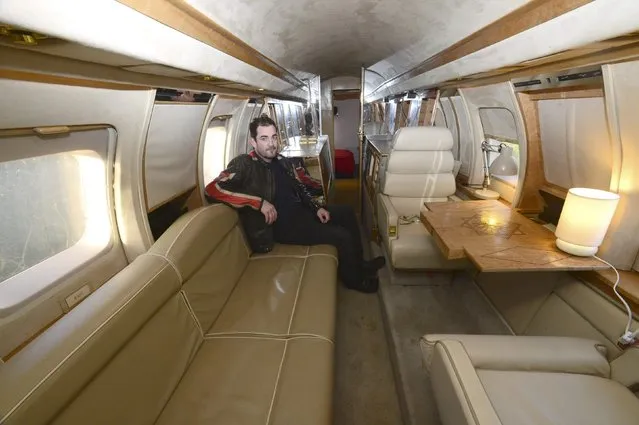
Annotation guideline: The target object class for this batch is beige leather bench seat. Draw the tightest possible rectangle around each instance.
[0,205,338,425]
[421,334,639,425]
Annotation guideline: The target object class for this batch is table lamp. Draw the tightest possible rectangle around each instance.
[555,188,620,256]
[474,140,518,200]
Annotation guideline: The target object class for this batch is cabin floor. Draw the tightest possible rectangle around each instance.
[331,177,511,425]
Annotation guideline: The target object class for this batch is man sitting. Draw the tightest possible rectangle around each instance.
[205,114,383,293]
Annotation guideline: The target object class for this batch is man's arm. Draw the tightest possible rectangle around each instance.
[283,159,323,213]
[293,164,323,193]
[205,156,263,210]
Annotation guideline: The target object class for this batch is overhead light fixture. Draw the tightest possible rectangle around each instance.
[474,140,518,200]
[555,188,620,256]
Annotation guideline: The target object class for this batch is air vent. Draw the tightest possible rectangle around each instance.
[557,69,602,82]
[512,65,603,92]
[513,79,542,88]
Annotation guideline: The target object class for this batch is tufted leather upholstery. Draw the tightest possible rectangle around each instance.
[377,126,466,269]
[0,205,337,425]
[421,334,639,425]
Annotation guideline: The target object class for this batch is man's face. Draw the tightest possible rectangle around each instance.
[250,125,279,161]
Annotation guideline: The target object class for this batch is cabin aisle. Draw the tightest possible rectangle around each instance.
[331,179,403,425]
[333,283,403,425]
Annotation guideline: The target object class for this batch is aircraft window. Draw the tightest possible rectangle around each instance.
[406,99,421,126]
[0,127,113,309]
[0,153,86,282]
[479,107,520,187]
[202,116,231,187]
[383,101,397,134]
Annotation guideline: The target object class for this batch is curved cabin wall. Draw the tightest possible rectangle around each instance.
[600,61,639,270]
[0,77,154,360]
[538,97,611,191]
[144,101,209,211]
[198,97,247,204]
[459,82,527,205]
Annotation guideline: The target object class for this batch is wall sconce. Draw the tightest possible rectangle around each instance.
[474,140,518,200]
[555,188,620,256]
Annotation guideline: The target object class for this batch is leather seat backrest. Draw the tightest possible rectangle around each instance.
[0,205,249,425]
[380,126,456,216]
[148,204,251,333]
[0,253,196,425]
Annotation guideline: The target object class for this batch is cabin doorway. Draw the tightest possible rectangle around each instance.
[331,89,361,213]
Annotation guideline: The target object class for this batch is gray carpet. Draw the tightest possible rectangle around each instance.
[333,283,403,425]
[376,262,512,425]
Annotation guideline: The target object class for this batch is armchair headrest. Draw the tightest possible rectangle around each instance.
[392,126,453,151]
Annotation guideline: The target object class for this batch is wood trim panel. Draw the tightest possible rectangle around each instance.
[116,0,304,88]
[526,87,604,100]
[541,182,568,199]
[418,98,436,126]
[371,0,593,94]
[516,93,546,213]
[333,90,361,101]
[0,68,145,90]
[2,313,63,362]
[574,270,639,315]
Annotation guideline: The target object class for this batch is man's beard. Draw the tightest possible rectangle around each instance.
[259,146,278,158]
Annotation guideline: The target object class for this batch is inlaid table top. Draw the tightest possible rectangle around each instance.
[420,200,607,272]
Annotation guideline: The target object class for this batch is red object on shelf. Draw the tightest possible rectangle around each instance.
[335,149,355,176]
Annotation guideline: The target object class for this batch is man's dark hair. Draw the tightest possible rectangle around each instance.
[249,114,278,139]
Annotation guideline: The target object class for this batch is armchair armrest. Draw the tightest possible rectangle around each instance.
[377,194,399,245]
[421,334,610,378]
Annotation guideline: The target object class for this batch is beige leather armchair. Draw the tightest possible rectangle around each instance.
[376,126,465,270]
[421,334,639,425]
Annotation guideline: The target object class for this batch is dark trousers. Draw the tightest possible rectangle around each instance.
[273,204,363,287]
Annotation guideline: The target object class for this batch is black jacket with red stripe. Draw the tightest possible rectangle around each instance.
[205,150,323,253]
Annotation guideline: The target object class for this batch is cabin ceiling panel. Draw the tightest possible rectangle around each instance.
[373,0,639,101]
[0,0,299,93]
[0,37,149,67]
[186,0,530,78]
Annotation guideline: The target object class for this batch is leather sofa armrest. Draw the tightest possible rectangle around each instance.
[611,346,639,389]
[421,334,610,378]
[377,194,399,243]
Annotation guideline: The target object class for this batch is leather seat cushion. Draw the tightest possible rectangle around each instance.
[206,245,337,341]
[479,370,639,425]
[156,337,334,425]
[390,222,466,270]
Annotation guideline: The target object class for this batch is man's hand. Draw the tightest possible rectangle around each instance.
[261,200,278,224]
[317,208,331,224]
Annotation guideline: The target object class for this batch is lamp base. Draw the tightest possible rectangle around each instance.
[556,239,598,257]
[474,188,500,200]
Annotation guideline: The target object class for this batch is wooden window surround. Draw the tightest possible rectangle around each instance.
[515,87,604,213]
[574,269,639,316]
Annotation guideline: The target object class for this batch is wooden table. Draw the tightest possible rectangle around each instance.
[420,200,607,272]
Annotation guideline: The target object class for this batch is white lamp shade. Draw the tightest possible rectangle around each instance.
[489,145,518,176]
[555,188,620,256]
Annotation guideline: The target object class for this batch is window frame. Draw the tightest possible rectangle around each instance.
[0,126,119,317]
